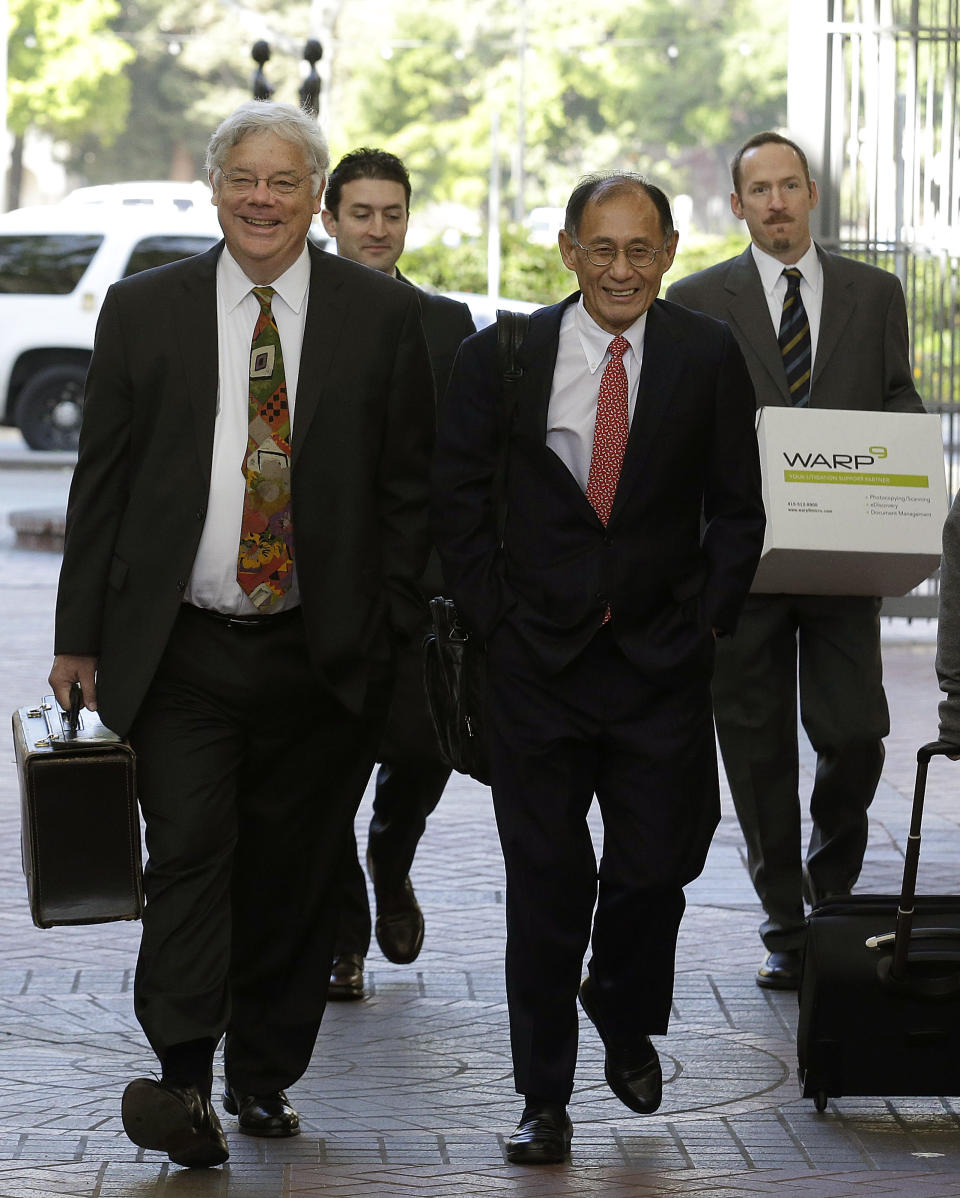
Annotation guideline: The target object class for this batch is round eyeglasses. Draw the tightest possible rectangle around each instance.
[572,237,671,269]
[217,170,310,197]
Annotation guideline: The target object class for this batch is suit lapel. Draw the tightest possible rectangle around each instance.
[290,243,348,465]
[723,247,790,404]
[609,301,680,520]
[173,243,221,474]
[516,295,603,513]
[811,246,854,391]
[515,297,567,444]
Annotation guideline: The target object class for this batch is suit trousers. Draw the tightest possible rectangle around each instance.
[487,623,720,1103]
[334,637,451,956]
[335,756,451,956]
[711,593,888,951]
[128,604,388,1093]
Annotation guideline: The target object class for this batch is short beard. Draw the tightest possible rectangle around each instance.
[771,236,792,252]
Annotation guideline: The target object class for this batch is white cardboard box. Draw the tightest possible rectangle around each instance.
[750,406,947,596]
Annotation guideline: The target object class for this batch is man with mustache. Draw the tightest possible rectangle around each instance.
[667,131,924,990]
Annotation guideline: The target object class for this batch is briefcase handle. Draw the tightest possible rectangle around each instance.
[42,682,83,743]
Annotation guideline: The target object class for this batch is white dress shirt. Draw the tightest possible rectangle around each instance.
[184,245,311,613]
[751,240,823,369]
[546,298,646,492]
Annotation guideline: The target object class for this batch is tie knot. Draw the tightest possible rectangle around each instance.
[252,285,275,313]
[783,267,802,287]
[607,335,630,361]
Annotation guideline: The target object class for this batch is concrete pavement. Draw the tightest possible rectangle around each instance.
[2,444,960,1196]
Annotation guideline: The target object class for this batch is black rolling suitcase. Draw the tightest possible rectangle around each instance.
[12,685,142,929]
[797,741,960,1109]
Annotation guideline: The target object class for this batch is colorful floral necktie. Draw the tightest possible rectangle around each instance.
[237,286,294,610]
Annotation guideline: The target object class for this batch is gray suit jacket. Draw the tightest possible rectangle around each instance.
[666,244,924,414]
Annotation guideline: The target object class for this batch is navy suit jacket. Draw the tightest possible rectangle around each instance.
[432,293,766,686]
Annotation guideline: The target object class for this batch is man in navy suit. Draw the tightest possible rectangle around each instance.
[321,148,475,1000]
[433,173,765,1163]
[49,102,433,1168]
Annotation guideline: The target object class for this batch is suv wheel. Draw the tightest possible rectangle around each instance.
[17,364,87,451]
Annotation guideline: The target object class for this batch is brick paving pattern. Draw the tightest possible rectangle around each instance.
[1,446,959,1196]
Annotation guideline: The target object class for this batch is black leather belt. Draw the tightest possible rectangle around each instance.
[183,603,301,631]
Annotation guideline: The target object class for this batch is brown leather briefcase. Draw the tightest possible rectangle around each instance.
[12,690,142,929]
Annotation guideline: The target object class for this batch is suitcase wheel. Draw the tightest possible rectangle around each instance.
[813,1090,828,1112]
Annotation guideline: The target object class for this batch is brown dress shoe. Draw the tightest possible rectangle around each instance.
[328,952,365,1000]
[505,1101,572,1164]
[756,949,803,990]
[122,1078,229,1168]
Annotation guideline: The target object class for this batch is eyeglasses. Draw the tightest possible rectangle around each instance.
[572,237,671,269]
[217,170,311,197]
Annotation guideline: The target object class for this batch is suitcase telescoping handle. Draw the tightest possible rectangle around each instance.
[889,740,960,982]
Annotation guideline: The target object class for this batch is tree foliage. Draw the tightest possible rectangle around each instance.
[333,0,788,222]
[67,0,317,184]
[8,0,134,143]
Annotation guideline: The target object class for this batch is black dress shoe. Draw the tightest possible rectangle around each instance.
[578,976,663,1114]
[756,949,803,990]
[505,1102,572,1165]
[368,851,424,964]
[328,953,365,1000]
[222,1086,300,1137]
[122,1078,229,1168]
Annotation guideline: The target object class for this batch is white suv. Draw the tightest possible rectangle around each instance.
[0,196,222,449]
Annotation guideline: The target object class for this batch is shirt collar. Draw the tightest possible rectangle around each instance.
[219,244,312,315]
[574,296,647,375]
[751,240,821,297]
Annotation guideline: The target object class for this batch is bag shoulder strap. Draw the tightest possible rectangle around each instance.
[492,310,530,540]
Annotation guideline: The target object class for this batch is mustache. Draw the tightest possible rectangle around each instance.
[764,215,794,225]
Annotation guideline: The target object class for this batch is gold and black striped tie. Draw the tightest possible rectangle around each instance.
[778,267,811,406]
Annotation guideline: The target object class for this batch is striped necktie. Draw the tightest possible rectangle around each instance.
[237,286,294,610]
[778,267,811,406]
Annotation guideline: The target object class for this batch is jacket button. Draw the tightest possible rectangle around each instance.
[176,579,186,592]
[196,509,205,521]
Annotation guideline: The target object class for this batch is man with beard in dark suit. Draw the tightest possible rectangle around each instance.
[321,148,475,1001]
[667,132,925,992]
[49,102,433,1169]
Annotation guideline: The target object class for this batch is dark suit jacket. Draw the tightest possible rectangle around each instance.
[55,240,435,733]
[397,271,475,400]
[432,293,766,686]
[666,244,924,413]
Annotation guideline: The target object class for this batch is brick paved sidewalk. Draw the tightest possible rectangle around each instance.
[2,506,960,1195]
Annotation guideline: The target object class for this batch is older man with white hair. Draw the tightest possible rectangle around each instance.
[49,100,434,1168]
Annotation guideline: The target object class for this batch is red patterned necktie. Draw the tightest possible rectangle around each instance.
[586,334,631,525]
[586,334,630,625]
[237,285,294,610]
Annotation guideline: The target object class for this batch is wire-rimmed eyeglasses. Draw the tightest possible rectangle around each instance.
[571,237,671,269]
[217,169,311,197]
